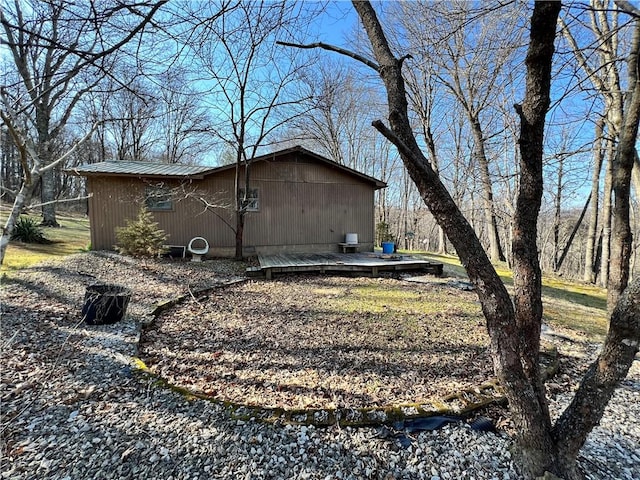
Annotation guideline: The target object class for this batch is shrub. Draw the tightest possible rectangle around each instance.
[11,216,51,244]
[376,221,395,246]
[115,206,168,257]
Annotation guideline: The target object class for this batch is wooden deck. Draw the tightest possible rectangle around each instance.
[248,252,443,279]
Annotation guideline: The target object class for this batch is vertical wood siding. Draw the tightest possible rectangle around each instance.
[87,154,378,255]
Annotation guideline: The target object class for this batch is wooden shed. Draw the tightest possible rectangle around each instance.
[70,146,386,257]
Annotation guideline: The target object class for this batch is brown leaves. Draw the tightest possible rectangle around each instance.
[140,275,495,410]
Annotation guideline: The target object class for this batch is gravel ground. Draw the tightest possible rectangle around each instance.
[1,251,638,480]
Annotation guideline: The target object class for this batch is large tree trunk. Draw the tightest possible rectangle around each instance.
[510,3,561,475]
[37,115,59,227]
[352,1,565,477]
[40,168,59,227]
[600,136,615,287]
[606,19,640,308]
[352,1,557,475]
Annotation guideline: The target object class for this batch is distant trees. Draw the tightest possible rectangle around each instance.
[2,0,636,273]
[287,58,406,240]
[0,0,168,264]
[78,67,215,165]
[559,0,640,286]
[399,1,525,262]
[292,59,379,170]
[155,69,214,165]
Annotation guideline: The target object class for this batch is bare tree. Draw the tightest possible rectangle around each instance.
[101,73,160,162]
[155,69,214,164]
[402,46,448,253]
[284,57,411,243]
[560,0,639,286]
[182,1,316,259]
[393,0,525,262]
[284,1,640,477]
[292,59,385,172]
[0,0,168,227]
[0,0,168,264]
[584,117,606,282]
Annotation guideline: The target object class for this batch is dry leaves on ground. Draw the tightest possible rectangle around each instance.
[140,275,494,410]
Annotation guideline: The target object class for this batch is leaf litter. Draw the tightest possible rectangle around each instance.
[140,275,493,410]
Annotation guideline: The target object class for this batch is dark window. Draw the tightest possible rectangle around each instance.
[239,188,259,212]
[145,186,173,211]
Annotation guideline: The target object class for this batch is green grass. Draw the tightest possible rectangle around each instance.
[409,249,609,340]
[1,211,90,272]
[315,278,487,347]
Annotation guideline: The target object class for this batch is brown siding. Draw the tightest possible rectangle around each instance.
[87,153,378,256]
[245,161,374,250]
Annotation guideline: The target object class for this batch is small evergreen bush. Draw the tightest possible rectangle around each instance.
[376,221,395,246]
[115,207,168,257]
[11,216,51,244]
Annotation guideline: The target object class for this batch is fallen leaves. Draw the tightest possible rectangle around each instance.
[140,275,494,410]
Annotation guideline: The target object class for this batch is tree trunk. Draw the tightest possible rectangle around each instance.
[509,3,561,476]
[556,193,591,272]
[553,278,640,466]
[1,173,41,265]
[421,109,447,255]
[600,130,615,287]
[607,17,640,309]
[470,118,505,262]
[37,114,59,227]
[235,210,245,260]
[584,117,605,283]
[40,168,59,227]
[437,227,447,255]
[553,157,563,271]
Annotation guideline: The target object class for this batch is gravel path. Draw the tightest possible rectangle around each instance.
[1,252,638,479]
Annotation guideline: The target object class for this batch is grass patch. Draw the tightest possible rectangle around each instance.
[541,277,607,310]
[408,249,608,340]
[1,211,90,272]
[320,280,485,344]
[543,303,608,339]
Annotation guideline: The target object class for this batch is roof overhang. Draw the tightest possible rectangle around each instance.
[66,146,387,189]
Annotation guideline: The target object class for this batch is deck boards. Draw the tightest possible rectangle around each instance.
[251,252,443,279]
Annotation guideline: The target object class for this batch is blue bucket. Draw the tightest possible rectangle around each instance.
[382,242,394,254]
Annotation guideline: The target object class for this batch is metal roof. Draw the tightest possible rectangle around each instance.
[68,147,386,189]
[68,161,215,178]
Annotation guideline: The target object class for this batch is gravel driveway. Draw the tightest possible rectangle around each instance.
[1,252,638,479]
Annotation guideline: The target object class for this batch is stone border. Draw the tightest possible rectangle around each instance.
[134,278,559,427]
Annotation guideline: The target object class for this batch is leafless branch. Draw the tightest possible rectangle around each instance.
[40,123,102,173]
[24,194,93,210]
[276,40,380,71]
[615,0,640,17]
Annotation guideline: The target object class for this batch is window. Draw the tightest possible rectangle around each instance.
[145,186,173,211]
[238,187,259,212]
